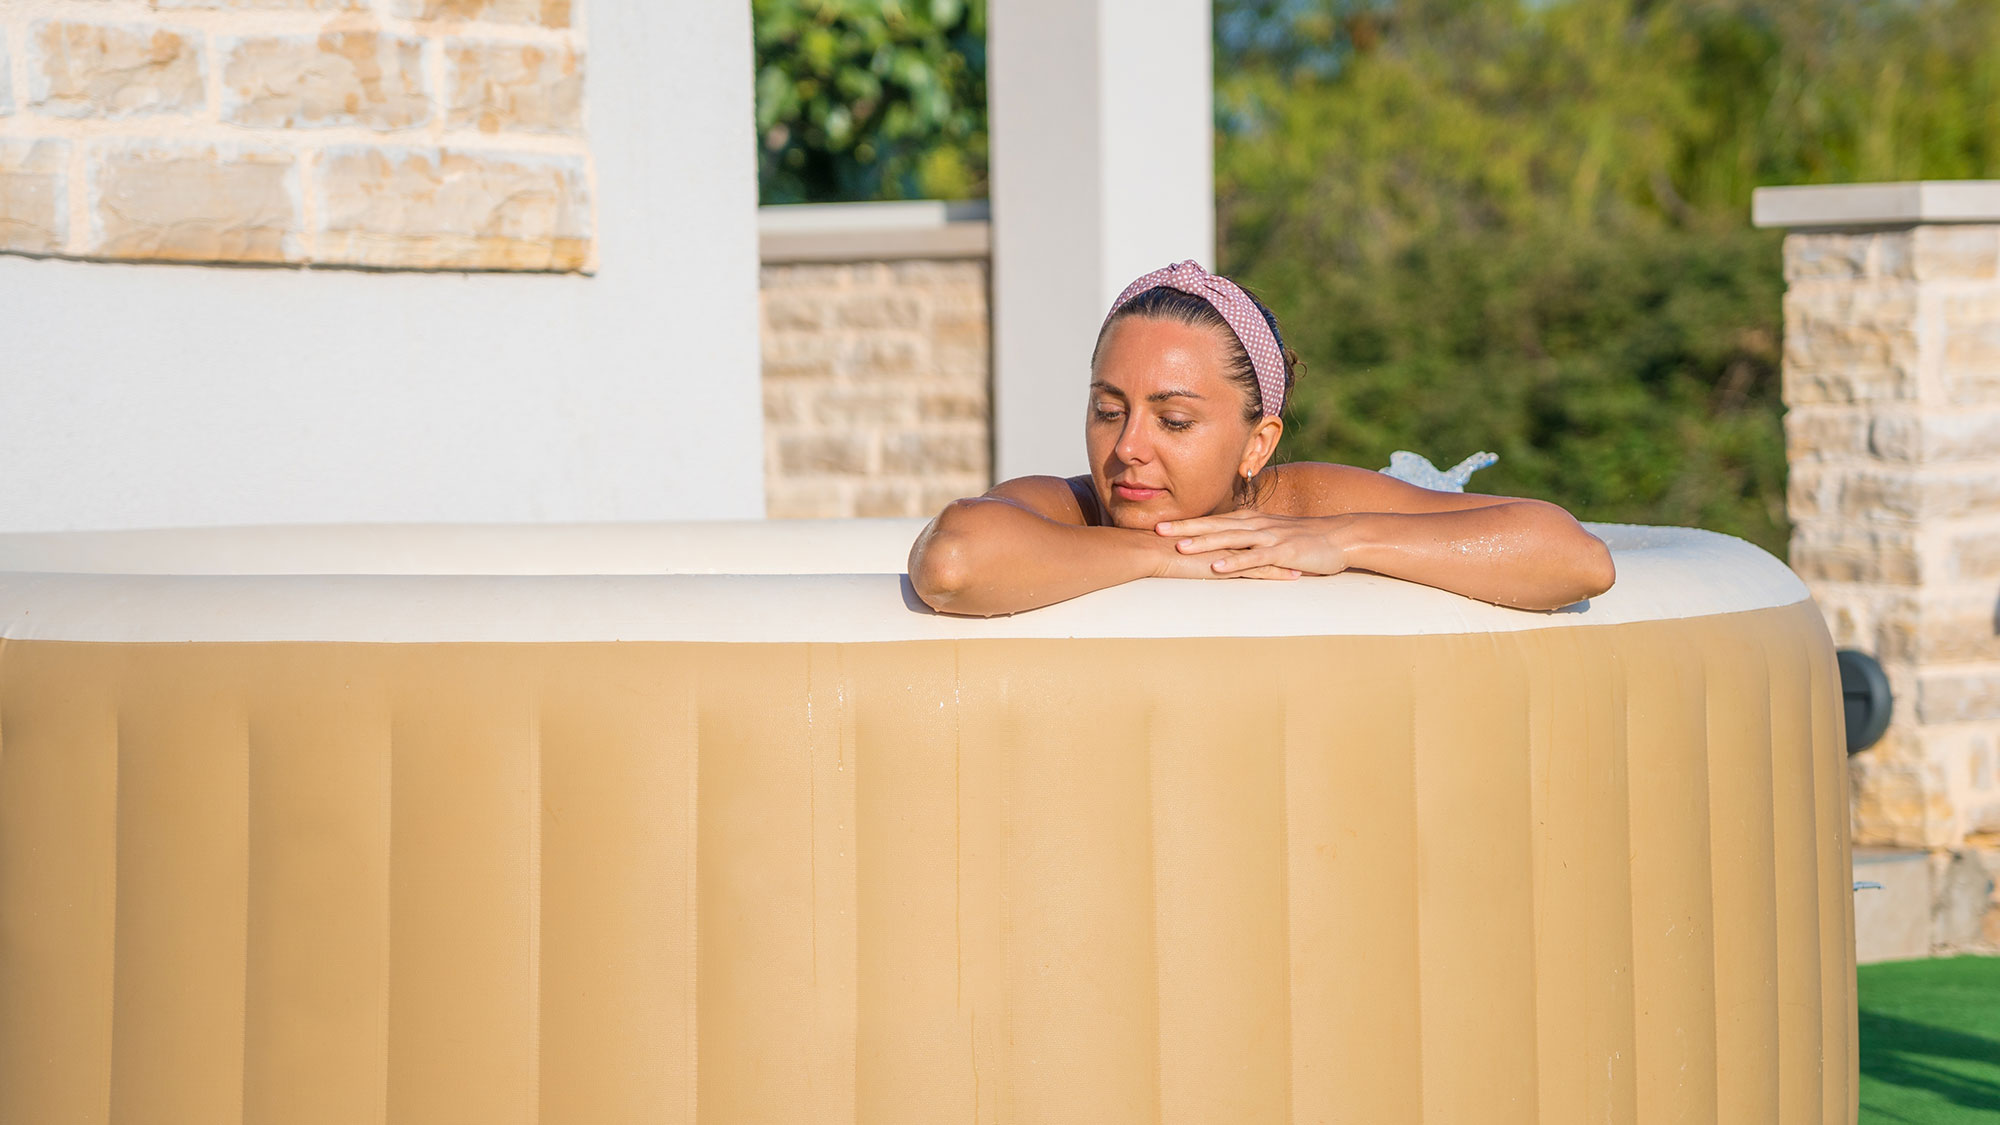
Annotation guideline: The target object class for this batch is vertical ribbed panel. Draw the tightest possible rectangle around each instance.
[243,649,392,1125]
[0,642,119,1125]
[1704,633,1782,1125]
[536,648,699,1125]
[1767,625,1830,1123]
[1283,657,1422,1121]
[1149,640,1292,1123]
[110,651,250,1125]
[692,644,820,1121]
[965,641,1164,1122]
[1414,637,1540,1122]
[0,600,1857,1125]
[384,650,539,1125]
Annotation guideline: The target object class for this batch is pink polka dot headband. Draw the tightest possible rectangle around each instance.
[1102,260,1288,417]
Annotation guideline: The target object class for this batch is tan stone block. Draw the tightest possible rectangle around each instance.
[1783,231,1875,283]
[761,292,828,331]
[1785,462,1832,522]
[1781,286,1919,404]
[89,143,299,263]
[1806,466,2000,523]
[1864,412,1921,463]
[1917,667,2000,724]
[765,479,848,519]
[761,334,836,380]
[812,387,913,427]
[762,385,802,424]
[1940,294,2000,404]
[1850,753,1953,849]
[1784,407,1871,462]
[30,20,204,119]
[313,147,591,271]
[1911,224,2000,282]
[1894,588,2000,663]
[841,334,924,379]
[1790,525,1921,585]
[836,292,926,330]
[777,433,869,477]
[881,431,986,476]
[1808,584,1890,652]
[1951,529,2000,582]
[1921,409,2000,461]
[918,390,989,422]
[154,0,368,10]
[391,0,572,29]
[853,482,920,518]
[223,32,430,130]
[0,140,68,255]
[445,40,582,135]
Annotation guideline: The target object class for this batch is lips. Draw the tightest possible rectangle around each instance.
[1112,482,1166,502]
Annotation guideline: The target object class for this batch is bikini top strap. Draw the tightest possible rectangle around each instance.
[1063,476,1106,527]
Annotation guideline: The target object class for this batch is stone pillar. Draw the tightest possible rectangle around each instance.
[1755,182,2000,853]
[987,0,1216,480]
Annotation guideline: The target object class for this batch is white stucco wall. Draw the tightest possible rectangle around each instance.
[0,2,764,532]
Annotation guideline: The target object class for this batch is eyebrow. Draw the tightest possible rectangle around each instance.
[1090,380,1206,402]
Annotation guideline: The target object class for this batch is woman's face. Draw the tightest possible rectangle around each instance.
[1086,315,1274,529]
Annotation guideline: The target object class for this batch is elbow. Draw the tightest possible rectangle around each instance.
[908,501,982,612]
[1582,533,1616,599]
[1515,504,1615,611]
[1550,528,1616,609]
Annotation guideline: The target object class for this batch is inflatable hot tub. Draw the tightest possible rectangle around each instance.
[0,520,1855,1124]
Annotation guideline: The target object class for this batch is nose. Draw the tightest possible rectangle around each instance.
[1114,415,1151,465]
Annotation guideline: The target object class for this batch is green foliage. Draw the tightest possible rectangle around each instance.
[1218,0,2000,556]
[753,0,987,203]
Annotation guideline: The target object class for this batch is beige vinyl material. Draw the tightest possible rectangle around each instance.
[0,522,1857,1124]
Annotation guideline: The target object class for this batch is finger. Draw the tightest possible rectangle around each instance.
[1157,512,1263,535]
[1239,565,1302,581]
[1210,547,1278,574]
[1176,529,1275,553]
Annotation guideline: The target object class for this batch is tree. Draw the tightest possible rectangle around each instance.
[753,0,987,203]
[1216,0,2000,555]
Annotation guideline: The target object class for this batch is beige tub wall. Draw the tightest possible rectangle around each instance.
[0,601,1855,1125]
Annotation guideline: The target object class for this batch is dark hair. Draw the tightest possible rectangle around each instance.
[1090,284,1302,422]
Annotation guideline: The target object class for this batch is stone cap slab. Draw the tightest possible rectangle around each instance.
[1755,181,2000,229]
[759,200,991,263]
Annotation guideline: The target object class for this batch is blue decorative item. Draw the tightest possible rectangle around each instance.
[1380,450,1499,492]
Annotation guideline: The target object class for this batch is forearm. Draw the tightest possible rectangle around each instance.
[909,498,1172,616]
[1336,501,1614,611]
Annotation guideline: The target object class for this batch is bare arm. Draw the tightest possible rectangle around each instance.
[1163,464,1615,611]
[908,477,1299,616]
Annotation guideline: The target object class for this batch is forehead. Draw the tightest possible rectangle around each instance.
[1093,316,1238,395]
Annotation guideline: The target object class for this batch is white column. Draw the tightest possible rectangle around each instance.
[988,0,1216,481]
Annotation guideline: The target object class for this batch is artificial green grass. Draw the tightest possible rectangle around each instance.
[1859,955,2000,1122]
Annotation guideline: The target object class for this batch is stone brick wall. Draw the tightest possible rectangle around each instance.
[0,0,591,271]
[1781,223,2000,850]
[761,259,991,518]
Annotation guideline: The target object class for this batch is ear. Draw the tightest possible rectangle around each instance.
[1239,415,1284,477]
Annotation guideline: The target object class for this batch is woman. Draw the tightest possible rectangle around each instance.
[909,260,1615,616]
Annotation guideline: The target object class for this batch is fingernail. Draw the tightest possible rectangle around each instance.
[1178,539,1192,550]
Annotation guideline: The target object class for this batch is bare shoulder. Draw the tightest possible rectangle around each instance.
[979,474,1094,525]
[1268,461,1533,516]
